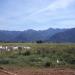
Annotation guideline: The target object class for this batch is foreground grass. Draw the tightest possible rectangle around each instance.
[0,43,75,69]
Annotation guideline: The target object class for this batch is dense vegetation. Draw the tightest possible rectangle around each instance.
[0,43,75,69]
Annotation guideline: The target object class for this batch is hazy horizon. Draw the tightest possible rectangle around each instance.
[0,0,75,31]
[0,27,74,31]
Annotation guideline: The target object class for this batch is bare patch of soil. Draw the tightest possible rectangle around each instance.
[0,68,75,75]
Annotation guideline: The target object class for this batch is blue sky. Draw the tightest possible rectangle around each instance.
[0,0,75,31]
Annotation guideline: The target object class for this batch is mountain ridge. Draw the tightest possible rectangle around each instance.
[0,28,66,42]
[49,28,75,43]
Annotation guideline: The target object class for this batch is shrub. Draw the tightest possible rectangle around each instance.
[36,40,43,43]
[0,58,9,64]
[63,54,75,65]
[30,57,42,62]
[44,61,52,67]
[22,50,31,56]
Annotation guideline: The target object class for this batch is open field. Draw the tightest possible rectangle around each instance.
[0,43,75,75]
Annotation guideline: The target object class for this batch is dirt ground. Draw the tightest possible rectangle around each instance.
[0,68,75,75]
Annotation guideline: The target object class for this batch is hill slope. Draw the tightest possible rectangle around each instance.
[0,31,21,42]
[15,28,64,42]
[49,28,75,43]
[0,28,66,42]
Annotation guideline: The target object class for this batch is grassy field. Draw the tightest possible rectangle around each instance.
[0,43,75,69]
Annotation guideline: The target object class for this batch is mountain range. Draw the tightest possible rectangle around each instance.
[49,28,75,43]
[0,28,75,43]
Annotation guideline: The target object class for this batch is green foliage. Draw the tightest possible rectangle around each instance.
[21,50,31,56]
[0,58,9,64]
[44,61,52,67]
[36,40,43,43]
[0,43,75,68]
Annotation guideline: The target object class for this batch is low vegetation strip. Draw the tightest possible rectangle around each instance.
[0,43,75,69]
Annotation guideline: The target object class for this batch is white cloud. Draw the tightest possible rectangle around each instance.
[29,0,74,16]
[49,0,74,10]
[2,0,74,23]
[0,0,75,30]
